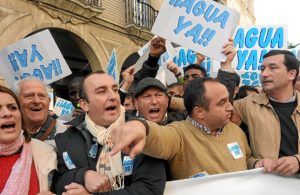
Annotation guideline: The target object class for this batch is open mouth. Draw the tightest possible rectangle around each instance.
[262,80,272,84]
[149,108,160,114]
[30,107,42,112]
[106,106,117,111]
[1,123,15,130]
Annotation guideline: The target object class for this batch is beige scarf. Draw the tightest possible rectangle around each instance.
[85,106,125,190]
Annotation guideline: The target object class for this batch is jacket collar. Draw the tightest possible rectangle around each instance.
[64,113,86,131]
[251,91,300,113]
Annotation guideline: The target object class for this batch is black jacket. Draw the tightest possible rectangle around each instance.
[119,55,160,105]
[51,114,166,195]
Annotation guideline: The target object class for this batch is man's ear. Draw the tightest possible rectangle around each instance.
[79,99,89,112]
[289,69,298,81]
[192,106,206,120]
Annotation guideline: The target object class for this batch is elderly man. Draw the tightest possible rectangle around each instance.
[111,78,271,180]
[12,78,66,145]
[234,50,300,176]
[51,71,165,194]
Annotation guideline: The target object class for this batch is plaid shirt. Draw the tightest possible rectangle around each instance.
[188,117,223,138]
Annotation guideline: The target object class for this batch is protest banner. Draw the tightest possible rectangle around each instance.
[0,30,72,87]
[152,0,240,62]
[106,48,119,84]
[157,47,213,84]
[53,97,75,119]
[164,168,300,195]
[233,25,287,86]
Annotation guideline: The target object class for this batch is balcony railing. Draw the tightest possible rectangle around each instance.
[125,0,159,29]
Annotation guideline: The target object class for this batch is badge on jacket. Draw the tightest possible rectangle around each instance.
[63,151,76,170]
[123,156,134,176]
[227,142,244,159]
[190,171,208,178]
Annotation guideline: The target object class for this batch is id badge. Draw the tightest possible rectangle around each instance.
[63,151,76,170]
[227,142,244,159]
[123,156,134,176]
[190,171,208,178]
[88,142,98,159]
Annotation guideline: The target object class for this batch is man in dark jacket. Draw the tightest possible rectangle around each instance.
[119,37,166,105]
[51,71,166,194]
[133,77,186,125]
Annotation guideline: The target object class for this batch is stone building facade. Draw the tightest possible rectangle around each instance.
[0,0,255,88]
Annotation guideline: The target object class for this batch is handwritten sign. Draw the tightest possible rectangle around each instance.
[53,97,75,118]
[106,48,119,84]
[0,30,72,87]
[159,47,212,75]
[233,25,287,86]
[157,47,213,84]
[152,0,240,62]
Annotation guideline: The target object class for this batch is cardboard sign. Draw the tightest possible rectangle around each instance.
[233,25,287,86]
[106,48,119,84]
[0,30,72,86]
[152,0,240,62]
[157,47,213,84]
[53,97,75,118]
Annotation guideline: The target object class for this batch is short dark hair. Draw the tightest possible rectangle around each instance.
[234,73,241,87]
[234,85,259,100]
[0,85,31,142]
[125,91,134,99]
[79,70,106,101]
[263,50,300,85]
[183,64,207,77]
[184,77,218,115]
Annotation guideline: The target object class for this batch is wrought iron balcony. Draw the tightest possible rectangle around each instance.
[125,0,159,30]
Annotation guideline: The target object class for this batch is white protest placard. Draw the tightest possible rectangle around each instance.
[157,47,213,84]
[165,40,177,62]
[138,40,150,56]
[152,0,240,62]
[53,97,75,118]
[106,48,120,84]
[0,30,72,87]
[233,25,287,86]
[48,92,54,111]
[132,50,150,75]
[164,168,300,195]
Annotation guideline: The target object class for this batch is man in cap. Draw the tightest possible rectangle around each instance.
[133,77,186,125]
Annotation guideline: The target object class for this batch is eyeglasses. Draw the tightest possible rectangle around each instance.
[183,74,201,81]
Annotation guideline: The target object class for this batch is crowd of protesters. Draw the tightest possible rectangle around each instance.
[1,35,300,195]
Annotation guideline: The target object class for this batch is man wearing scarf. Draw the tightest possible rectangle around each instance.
[51,71,166,194]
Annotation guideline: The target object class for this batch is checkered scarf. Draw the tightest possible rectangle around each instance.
[85,106,125,190]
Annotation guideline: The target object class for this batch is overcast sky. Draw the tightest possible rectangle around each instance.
[254,0,300,46]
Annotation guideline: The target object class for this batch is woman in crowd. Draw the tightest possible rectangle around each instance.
[0,85,57,195]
